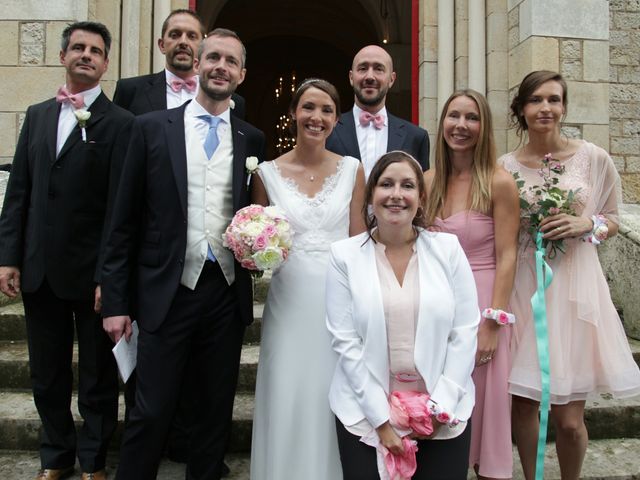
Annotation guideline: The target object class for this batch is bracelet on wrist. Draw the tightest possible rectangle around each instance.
[426,399,460,427]
[581,214,608,245]
[482,307,516,325]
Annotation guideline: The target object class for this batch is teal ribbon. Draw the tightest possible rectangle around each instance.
[531,231,553,479]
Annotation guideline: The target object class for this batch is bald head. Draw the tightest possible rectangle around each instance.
[352,45,394,72]
[349,45,396,112]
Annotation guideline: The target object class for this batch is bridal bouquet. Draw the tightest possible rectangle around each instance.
[223,204,293,276]
[513,153,580,258]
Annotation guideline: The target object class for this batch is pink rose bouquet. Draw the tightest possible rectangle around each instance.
[223,204,293,277]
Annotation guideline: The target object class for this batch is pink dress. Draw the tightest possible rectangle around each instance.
[500,142,640,404]
[434,211,513,478]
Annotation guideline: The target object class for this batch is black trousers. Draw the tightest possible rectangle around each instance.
[115,262,245,480]
[22,279,119,472]
[335,417,471,480]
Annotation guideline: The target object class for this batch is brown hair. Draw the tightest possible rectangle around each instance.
[425,90,496,225]
[161,9,205,38]
[364,151,428,237]
[510,70,568,138]
[198,27,247,67]
[289,78,341,136]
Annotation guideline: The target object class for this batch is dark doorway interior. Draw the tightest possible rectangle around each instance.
[199,0,410,159]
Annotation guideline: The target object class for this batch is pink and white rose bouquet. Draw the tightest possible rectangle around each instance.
[223,204,293,276]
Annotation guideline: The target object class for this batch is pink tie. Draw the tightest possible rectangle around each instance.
[170,78,197,93]
[359,111,385,130]
[56,86,85,109]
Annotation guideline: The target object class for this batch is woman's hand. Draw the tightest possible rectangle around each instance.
[376,421,405,455]
[540,213,592,240]
[476,319,499,367]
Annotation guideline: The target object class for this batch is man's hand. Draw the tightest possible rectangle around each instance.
[94,285,102,313]
[103,315,133,343]
[0,266,21,297]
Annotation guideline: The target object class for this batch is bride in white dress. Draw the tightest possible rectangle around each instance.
[250,79,366,479]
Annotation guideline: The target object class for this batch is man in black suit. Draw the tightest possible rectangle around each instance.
[112,9,245,119]
[326,45,430,177]
[112,10,243,469]
[0,22,133,480]
[101,28,265,480]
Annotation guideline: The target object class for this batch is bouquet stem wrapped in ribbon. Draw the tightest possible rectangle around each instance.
[223,204,293,277]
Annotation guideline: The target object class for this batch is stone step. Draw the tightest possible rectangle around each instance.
[0,390,253,453]
[0,302,263,344]
[1,389,640,453]
[2,438,640,479]
[0,341,259,393]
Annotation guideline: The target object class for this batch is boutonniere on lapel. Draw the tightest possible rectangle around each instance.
[245,156,259,190]
[74,109,91,142]
[230,98,236,110]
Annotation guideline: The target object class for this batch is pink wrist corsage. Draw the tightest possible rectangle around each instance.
[582,214,609,245]
[426,399,459,427]
[482,307,515,325]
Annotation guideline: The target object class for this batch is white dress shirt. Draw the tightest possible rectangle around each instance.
[56,84,101,156]
[353,104,388,179]
[165,69,198,109]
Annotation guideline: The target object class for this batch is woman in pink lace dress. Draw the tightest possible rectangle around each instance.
[500,70,640,480]
[424,90,520,480]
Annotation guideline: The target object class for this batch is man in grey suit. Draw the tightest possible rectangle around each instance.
[326,45,429,177]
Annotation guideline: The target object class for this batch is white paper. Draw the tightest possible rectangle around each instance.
[112,320,139,383]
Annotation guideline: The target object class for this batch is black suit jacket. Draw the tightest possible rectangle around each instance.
[0,93,134,299]
[326,110,430,170]
[113,70,247,119]
[101,102,265,331]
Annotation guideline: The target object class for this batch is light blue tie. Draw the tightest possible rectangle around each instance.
[202,115,221,159]
[200,115,222,262]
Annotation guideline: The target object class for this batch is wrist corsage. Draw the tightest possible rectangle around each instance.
[482,307,516,326]
[426,399,459,427]
[245,156,259,190]
[582,214,608,245]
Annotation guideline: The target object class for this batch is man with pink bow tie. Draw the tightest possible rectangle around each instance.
[326,45,429,178]
[0,21,133,480]
[113,9,245,120]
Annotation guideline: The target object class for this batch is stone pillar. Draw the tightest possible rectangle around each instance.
[487,0,509,156]
[507,0,610,152]
[609,0,640,203]
[419,0,439,158]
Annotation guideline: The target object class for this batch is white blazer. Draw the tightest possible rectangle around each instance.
[326,229,479,429]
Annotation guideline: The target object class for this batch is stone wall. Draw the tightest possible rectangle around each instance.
[609,0,640,203]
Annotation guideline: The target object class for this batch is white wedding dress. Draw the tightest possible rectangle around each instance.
[250,156,359,480]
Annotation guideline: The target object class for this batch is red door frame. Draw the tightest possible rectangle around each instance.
[411,0,419,125]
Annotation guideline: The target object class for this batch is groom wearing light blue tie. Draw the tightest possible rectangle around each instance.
[101,28,265,480]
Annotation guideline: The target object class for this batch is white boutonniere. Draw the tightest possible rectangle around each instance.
[230,98,236,110]
[245,156,259,189]
[74,109,91,142]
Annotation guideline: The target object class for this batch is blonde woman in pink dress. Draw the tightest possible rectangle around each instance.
[424,90,520,480]
[500,70,640,480]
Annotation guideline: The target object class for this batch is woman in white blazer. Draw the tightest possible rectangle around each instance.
[326,151,480,479]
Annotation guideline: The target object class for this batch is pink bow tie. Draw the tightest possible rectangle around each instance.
[359,111,385,130]
[56,86,85,109]
[170,78,197,93]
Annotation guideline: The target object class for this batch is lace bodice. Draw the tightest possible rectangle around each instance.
[258,156,359,254]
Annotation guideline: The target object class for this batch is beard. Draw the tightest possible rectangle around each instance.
[167,50,194,72]
[199,78,235,101]
[354,83,388,107]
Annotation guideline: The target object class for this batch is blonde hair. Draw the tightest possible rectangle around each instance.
[425,90,496,224]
